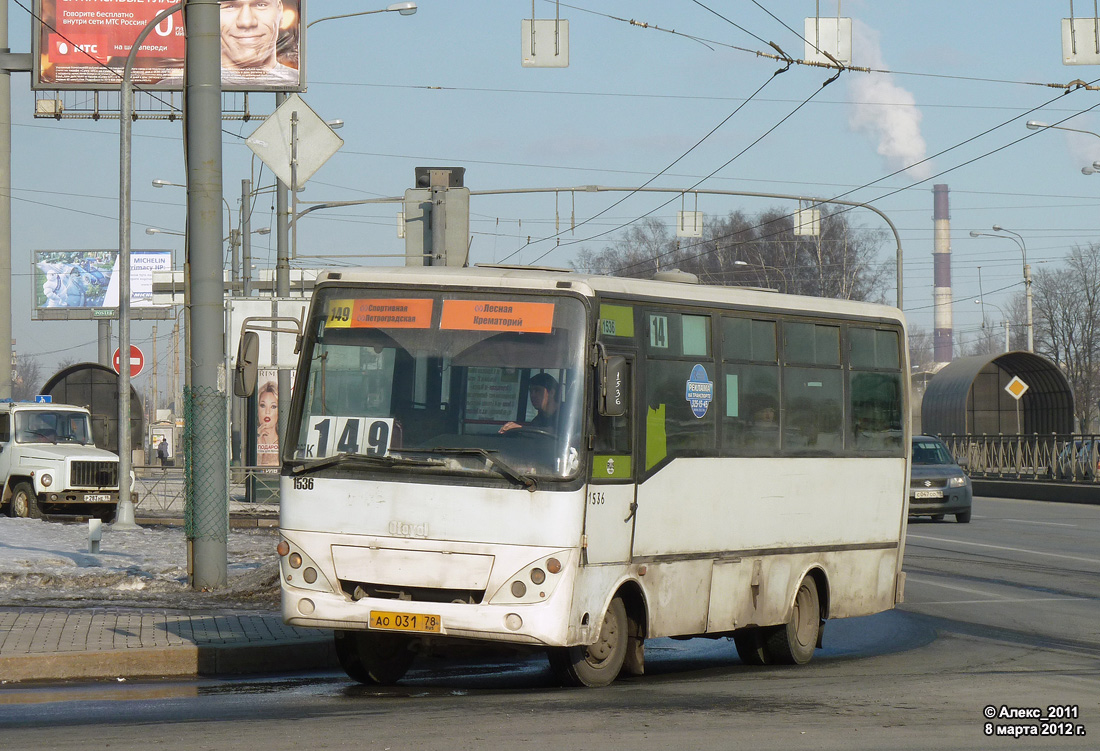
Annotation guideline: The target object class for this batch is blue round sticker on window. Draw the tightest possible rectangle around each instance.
[685,364,713,418]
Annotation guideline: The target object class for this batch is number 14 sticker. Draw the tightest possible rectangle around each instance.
[308,416,394,458]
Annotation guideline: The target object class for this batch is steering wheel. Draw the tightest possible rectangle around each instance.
[505,426,556,439]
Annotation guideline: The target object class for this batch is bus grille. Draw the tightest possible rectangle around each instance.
[340,580,485,606]
[71,461,118,488]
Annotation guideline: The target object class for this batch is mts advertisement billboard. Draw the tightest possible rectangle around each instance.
[33,0,304,92]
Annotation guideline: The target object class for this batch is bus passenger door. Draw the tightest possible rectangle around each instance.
[584,356,636,564]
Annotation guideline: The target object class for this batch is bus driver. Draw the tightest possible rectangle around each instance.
[499,373,560,434]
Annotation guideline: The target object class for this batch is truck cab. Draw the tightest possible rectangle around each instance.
[0,401,128,522]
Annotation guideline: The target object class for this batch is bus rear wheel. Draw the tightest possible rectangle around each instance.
[733,627,771,665]
[763,576,821,665]
[352,632,415,685]
[549,597,628,687]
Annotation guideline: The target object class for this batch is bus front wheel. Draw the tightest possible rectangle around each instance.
[549,597,628,687]
[351,632,415,685]
[334,630,373,684]
[763,576,821,665]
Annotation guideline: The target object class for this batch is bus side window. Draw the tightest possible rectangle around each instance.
[0,413,8,443]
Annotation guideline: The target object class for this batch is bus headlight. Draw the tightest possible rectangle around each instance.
[278,539,334,594]
[490,551,570,605]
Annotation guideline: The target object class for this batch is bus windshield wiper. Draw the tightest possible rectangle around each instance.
[290,452,445,476]
[400,448,537,491]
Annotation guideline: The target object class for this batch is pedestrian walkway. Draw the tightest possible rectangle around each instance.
[0,608,337,683]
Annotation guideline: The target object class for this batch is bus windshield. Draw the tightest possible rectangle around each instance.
[291,289,588,483]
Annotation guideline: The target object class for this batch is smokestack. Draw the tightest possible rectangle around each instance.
[932,184,953,363]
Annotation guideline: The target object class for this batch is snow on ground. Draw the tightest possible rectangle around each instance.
[0,516,282,610]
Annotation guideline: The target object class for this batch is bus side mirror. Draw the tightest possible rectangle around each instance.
[599,355,628,417]
[234,331,260,398]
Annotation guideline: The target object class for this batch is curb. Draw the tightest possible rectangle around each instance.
[0,637,338,683]
[134,516,280,529]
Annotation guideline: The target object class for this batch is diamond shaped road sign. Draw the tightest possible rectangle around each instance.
[1004,375,1029,401]
[246,94,343,188]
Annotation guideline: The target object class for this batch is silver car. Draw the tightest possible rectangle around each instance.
[909,435,972,523]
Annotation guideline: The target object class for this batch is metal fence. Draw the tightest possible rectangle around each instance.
[133,465,279,514]
[939,434,1100,483]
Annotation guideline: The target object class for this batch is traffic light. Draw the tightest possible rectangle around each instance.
[404,168,470,267]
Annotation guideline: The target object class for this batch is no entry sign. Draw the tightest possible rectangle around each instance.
[112,345,144,378]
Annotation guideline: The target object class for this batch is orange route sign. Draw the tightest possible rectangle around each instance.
[440,300,555,333]
[326,298,433,329]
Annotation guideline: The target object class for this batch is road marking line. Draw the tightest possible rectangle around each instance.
[907,534,1100,566]
[905,576,1012,599]
[908,598,1088,606]
[997,518,1079,528]
[904,576,1091,604]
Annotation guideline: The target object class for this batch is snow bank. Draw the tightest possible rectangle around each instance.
[0,517,280,610]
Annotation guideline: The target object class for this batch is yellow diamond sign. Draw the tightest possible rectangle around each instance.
[1005,376,1029,401]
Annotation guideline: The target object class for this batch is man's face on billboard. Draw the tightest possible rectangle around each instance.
[220,0,284,70]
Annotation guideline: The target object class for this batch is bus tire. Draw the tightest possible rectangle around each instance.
[354,632,415,685]
[763,576,821,665]
[733,627,770,666]
[549,597,628,687]
[334,630,375,684]
[9,482,43,519]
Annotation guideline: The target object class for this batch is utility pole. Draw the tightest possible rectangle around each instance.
[241,178,253,296]
[151,322,158,419]
[185,0,228,589]
[0,4,20,400]
[274,94,290,445]
[98,321,112,366]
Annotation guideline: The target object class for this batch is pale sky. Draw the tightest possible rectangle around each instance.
[7,1,1100,384]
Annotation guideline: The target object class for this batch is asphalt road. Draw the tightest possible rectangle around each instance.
[2,496,1098,751]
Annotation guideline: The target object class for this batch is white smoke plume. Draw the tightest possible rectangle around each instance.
[847,20,932,181]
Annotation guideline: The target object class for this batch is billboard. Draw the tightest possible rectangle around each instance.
[34,249,173,311]
[33,0,303,92]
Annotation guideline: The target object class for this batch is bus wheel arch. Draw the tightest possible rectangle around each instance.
[550,583,645,687]
[763,570,826,665]
[616,580,648,676]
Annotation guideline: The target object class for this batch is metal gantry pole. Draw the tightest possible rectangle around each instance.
[185,0,228,588]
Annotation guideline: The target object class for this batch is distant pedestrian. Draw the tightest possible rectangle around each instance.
[157,438,169,469]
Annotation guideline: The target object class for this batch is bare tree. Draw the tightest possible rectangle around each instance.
[12,355,43,402]
[1030,244,1100,432]
[908,326,935,372]
[571,218,677,278]
[574,208,892,303]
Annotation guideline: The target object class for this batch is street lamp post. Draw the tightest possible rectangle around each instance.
[733,259,788,291]
[272,3,416,441]
[118,1,185,530]
[306,1,416,28]
[973,298,1010,353]
[969,228,1034,352]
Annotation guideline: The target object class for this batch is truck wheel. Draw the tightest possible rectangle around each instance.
[9,482,43,519]
[95,505,118,523]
